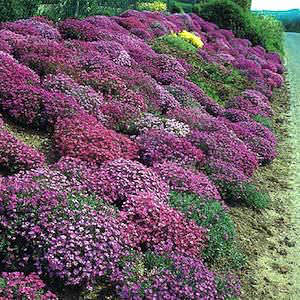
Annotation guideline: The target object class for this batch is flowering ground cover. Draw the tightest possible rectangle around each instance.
[0,9,285,299]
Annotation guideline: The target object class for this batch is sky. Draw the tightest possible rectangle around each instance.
[251,0,300,11]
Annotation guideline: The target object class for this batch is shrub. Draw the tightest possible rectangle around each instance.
[0,184,129,288]
[152,161,221,200]
[0,272,57,299]
[155,33,198,53]
[137,1,167,11]
[120,193,207,256]
[218,181,271,208]
[1,84,81,129]
[0,128,45,173]
[135,113,190,137]
[90,158,170,204]
[168,192,245,268]
[196,0,250,39]
[196,0,284,55]
[188,128,258,178]
[178,30,204,48]
[136,129,205,168]
[43,73,106,123]
[112,251,240,299]
[54,114,139,165]
[224,120,277,165]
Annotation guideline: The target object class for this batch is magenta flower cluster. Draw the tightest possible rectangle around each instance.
[0,8,285,297]
[136,128,205,167]
[152,161,221,200]
[54,113,139,165]
[88,158,170,204]
[111,252,240,300]
[120,193,207,256]
[0,272,57,299]
[0,181,129,288]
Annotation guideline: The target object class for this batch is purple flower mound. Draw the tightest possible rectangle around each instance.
[224,120,277,165]
[0,272,57,299]
[43,73,106,123]
[189,128,258,178]
[120,193,207,256]
[0,18,61,40]
[225,95,272,118]
[223,108,251,122]
[152,161,221,201]
[111,251,240,300]
[5,166,86,196]
[0,50,40,89]
[0,184,129,288]
[167,107,226,131]
[0,128,45,173]
[136,129,205,168]
[262,69,284,88]
[206,159,249,184]
[91,158,169,204]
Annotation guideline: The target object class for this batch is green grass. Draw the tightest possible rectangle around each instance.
[169,192,246,269]
[151,36,254,106]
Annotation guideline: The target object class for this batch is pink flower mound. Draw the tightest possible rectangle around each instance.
[0,50,40,88]
[92,159,169,204]
[226,95,272,118]
[167,107,226,131]
[58,19,102,41]
[262,69,284,88]
[120,193,207,257]
[136,129,205,167]
[79,71,146,128]
[206,159,249,183]
[0,18,61,40]
[223,109,251,122]
[189,128,258,178]
[224,120,277,164]
[0,128,45,173]
[13,36,77,77]
[152,162,221,200]
[0,272,57,300]
[1,84,81,128]
[54,114,139,165]
[43,73,106,123]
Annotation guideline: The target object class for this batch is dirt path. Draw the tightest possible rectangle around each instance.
[284,32,300,298]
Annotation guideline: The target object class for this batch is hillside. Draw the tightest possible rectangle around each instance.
[0,9,295,299]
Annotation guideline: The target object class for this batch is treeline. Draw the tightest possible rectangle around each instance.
[0,0,104,21]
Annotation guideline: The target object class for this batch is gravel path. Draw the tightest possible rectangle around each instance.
[284,32,300,297]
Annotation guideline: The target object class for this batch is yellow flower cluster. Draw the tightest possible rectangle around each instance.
[178,30,204,48]
[137,1,167,12]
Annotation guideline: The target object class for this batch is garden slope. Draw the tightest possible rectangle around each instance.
[0,11,286,299]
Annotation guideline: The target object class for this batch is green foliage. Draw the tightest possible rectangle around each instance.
[151,36,252,106]
[0,0,41,22]
[195,0,284,56]
[169,2,185,13]
[232,0,251,10]
[37,0,101,21]
[252,115,273,131]
[169,192,245,268]
[156,34,198,53]
[219,182,271,209]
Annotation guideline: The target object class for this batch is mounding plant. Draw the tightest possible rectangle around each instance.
[169,192,245,268]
